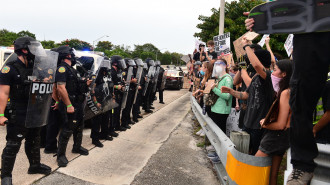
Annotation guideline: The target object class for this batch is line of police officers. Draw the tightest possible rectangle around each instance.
[0,37,166,185]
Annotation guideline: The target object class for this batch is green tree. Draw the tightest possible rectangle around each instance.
[0,29,19,46]
[194,0,288,59]
[104,48,132,58]
[95,41,113,52]
[40,40,57,49]
[17,30,36,39]
[59,39,92,51]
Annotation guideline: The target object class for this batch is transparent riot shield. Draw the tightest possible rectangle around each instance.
[121,66,134,110]
[25,50,59,128]
[132,59,144,104]
[142,66,155,96]
[152,66,160,93]
[160,71,167,90]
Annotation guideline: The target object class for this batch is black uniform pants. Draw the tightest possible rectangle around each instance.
[158,88,164,103]
[289,32,330,172]
[91,111,110,140]
[1,109,42,178]
[122,90,134,125]
[45,107,63,151]
[59,101,85,148]
[132,91,142,119]
[113,92,122,129]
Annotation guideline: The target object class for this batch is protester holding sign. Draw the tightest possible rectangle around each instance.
[221,37,274,155]
[265,36,276,71]
[205,40,217,64]
[193,44,207,62]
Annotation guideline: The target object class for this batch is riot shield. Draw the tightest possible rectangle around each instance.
[160,70,167,90]
[132,59,144,105]
[142,65,155,96]
[152,66,160,93]
[25,50,59,128]
[82,56,104,120]
[121,66,134,110]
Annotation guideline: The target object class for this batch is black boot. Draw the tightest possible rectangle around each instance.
[1,141,21,182]
[137,114,143,118]
[25,135,51,175]
[129,120,136,125]
[1,177,12,185]
[145,109,153,113]
[99,135,113,141]
[72,124,89,156]
[92,139,103,148]
[57,130,72,167]
[133,117,139,122]
[115,126,127,131]
[109,131,119,137]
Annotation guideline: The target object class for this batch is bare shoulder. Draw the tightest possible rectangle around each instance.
[280,89,290,100]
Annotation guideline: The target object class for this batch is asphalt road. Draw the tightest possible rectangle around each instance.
[0,89,219,185]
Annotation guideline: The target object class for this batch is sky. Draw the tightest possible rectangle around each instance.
[1,0,234,55]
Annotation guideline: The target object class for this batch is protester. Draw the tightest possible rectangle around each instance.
[265,37,277,71]
[205,40,217,63]
[193,44,207,62]
[256,59,293,185]
[221,37,273,155]
[245,11,330,185]
[208,59,233,133]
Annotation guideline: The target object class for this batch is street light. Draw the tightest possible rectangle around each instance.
[156,48,167,60]
[93,35,109,52]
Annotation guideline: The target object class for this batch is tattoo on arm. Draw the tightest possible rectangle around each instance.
[232,90,243,99]
[263,67,267,72]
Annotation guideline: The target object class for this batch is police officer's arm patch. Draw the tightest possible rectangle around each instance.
[58,67,66,73]
[1,66,10,74]
[122,72,126,76]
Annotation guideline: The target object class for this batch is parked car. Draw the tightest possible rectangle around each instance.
[165,69,184,90]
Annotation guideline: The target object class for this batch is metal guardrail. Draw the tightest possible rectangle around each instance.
[190,95,272,185]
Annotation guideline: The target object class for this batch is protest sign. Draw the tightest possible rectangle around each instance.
[213,32,231,56]
[284,34,294,57]
[258,34,270,47]
[233,32,256,60]
[221,53,234,67]
[181,55,190,63]
[203,79,215,94]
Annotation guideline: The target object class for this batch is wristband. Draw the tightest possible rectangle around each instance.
[67,104,72,108]
[55,101,59,104]
[243,44,250,51]
[115,85,118,89]
[94,101,98,104]
[0,114,4,117]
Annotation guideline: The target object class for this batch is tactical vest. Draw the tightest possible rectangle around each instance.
[59,62,80,96]
[7,60,33,105]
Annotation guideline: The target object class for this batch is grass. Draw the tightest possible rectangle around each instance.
[277,152,287,185]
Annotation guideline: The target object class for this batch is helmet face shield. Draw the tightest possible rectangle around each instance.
[135,59,144,67]
[100,59,111,69]
[118,59,127,70]
[127,59,136,66]
[148,60,155,66]
[143,63,148,69]
[28,41,46,57]
[155,60,161,66]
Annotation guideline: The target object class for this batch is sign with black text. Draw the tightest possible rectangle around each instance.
[213,32,231,56]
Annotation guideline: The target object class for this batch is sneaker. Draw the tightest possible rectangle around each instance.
[287,169,314,185]
[199,130,205,137]
[196,129,203,135]
[206,145,215,152]
[211,156,221,164]
[207,152,218,159]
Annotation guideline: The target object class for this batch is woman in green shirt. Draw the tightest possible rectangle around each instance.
[209,59,233,133]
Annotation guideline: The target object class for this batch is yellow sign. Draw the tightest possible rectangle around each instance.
[1,66,10,74]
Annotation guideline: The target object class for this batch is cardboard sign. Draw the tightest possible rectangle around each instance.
[213,32,231,55]
[181,55,190,63]
[284,34,294,57]
[203,79,215,94]
[245,31,259,41]
[221,53,234,67]
[258,34,270,47]
[233,32,254,60]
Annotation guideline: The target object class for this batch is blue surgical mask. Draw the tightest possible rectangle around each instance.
[200,71,205,76]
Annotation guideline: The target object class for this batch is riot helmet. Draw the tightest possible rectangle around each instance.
[124,58,136,67]
[14,37,46,62]
[55,46,77,66]
[134,58,144,67]
[111,55,126,70]
[143,62,148,70]
[145,58,155,68]
[155,60,161,67]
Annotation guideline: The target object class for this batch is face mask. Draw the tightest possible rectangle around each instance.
[229,72,235,79]
[208,47,212,51]
[215,66,223,74]
[200,70,205,76]
[271,74,282,94]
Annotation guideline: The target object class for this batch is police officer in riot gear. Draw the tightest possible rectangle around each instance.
[110,55,127,132]
[132,58,144,122]
[90,57,114,147]
[142,59,155,113]
[0,37,52,185]
[54,46,91,167]
[157,65,166,104]
[121,58,137,128]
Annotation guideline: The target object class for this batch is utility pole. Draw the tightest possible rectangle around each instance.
[219,0,225,35]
